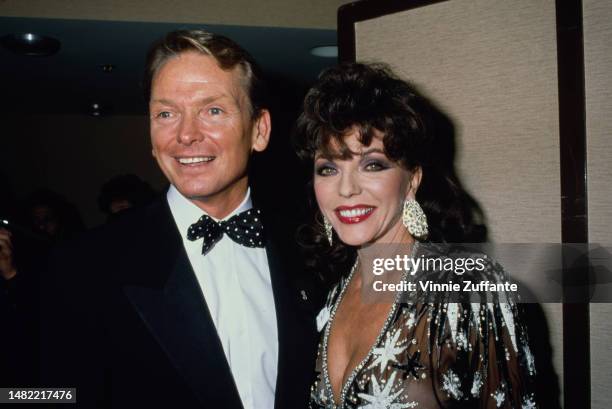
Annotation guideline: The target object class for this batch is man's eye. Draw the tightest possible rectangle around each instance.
[156,111,172,119]
[315,165,337,176]
[209,107,223,115]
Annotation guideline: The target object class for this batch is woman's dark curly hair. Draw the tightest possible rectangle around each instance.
[293,62,484,282]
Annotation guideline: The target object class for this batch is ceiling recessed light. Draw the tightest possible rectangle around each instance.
[90,102,103,117]
[88,102,112,117]
[310,45,338,58]
[0,33,61,56]
[101,64,115,73]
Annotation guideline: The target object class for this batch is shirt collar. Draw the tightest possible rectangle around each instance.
[167,185,252,237]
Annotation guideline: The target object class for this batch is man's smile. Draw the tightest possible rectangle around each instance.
[176,156,216,166]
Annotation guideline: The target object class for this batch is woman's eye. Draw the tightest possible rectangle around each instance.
[364,161,386,171]
[315,164,337,176]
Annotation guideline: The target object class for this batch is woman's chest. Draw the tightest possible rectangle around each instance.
[326,289,393,396]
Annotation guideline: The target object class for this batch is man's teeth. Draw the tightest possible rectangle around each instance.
[178,157,214,164]
[339,208,373,218]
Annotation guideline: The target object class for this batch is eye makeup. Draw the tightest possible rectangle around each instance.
[314,160,338,176]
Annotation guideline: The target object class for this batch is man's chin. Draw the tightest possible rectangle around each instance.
[167,178,206,195]
[171,176,249,212]
[177,186,215,200]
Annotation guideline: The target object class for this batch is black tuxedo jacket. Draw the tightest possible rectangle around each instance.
[40,198,321,409]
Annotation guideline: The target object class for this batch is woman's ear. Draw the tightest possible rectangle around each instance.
[406,167,423,199]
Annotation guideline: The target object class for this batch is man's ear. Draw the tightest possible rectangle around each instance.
[406,167,423,199]
[251,109,271,152]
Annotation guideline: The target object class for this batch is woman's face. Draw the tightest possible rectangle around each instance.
[314,129,421,247]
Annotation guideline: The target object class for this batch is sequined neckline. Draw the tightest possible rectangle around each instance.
[321,243,418,408]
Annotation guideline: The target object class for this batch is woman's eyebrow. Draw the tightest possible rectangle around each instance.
[359,148,385,156]
[314,153,332,161]
[314,148,385,160]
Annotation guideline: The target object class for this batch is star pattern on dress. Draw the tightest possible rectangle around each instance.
[522,393,537,409]
[391,351,425,380]
[455,331,468,350]
[470,303,481,327]
[471,371,483,397]
[316,305,331,332]
[368,329,407,374]
[406,310,416,329]
[523,343,536,375]
[491,387,505,408]
[446,303,459,343]
[357,372,417,409]
[441,369,463,400]
[500,303,517,351]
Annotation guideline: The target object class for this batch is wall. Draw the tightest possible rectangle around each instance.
[0,0,349,29]
[584,0,612,407]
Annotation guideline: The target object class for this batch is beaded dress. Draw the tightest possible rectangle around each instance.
[308,245,538,409]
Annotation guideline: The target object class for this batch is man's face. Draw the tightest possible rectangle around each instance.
[149,51,270,217]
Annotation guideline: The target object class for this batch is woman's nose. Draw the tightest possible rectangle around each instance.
[338,171,361,198]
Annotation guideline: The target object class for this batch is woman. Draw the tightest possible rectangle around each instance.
[294,63,538,408]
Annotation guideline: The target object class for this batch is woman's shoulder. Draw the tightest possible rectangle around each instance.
[412,243,527,345]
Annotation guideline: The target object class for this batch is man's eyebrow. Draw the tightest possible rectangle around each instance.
[150,94,232,106]
[149,98,176,106]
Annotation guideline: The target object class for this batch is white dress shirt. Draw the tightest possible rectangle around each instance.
[167,186,278,409]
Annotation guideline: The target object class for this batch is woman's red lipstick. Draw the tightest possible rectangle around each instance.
[334,205,376,224]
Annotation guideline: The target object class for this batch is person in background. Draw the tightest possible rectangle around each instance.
[0,189,51,386]
[20,189,84,241]
[97,174,158,220]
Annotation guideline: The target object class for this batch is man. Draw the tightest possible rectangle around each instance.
[41,30,318,409]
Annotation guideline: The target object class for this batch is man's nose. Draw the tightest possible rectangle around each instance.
[177,113,204,145]
[338,171,361,198]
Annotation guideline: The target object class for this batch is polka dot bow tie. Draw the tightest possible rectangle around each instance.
[187,208,265,255]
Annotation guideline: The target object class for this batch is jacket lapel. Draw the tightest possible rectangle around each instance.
[122,200,243,409]
[264,216,319,409]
